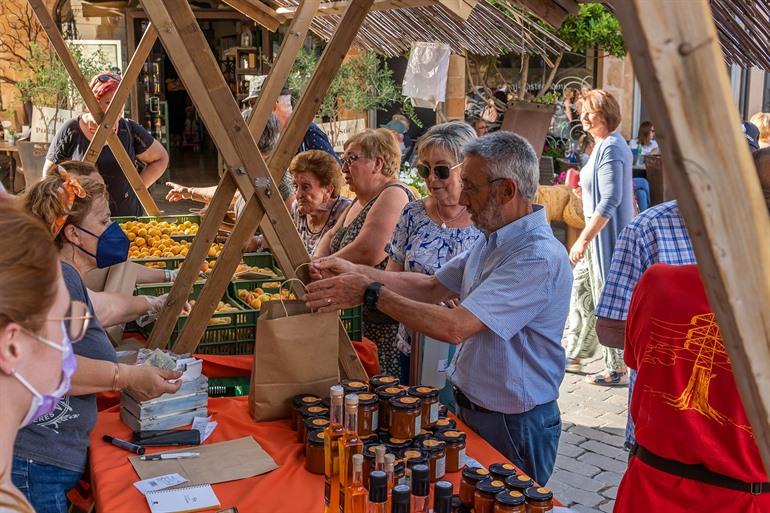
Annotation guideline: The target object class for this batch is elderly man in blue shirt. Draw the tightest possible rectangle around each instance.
[305,131,572,484]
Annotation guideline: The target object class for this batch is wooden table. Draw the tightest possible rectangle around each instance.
[0,142,19,193]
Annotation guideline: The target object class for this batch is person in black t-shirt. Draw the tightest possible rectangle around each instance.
[43,72,169,216]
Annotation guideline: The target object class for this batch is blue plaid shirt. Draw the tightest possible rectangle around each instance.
[594,200,695,447]
[435,206,573,414]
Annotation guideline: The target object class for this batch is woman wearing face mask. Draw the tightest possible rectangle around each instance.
[0,205,76,513]
[289,150,351,253]
[385,122,482,397]
[13,171,182,513]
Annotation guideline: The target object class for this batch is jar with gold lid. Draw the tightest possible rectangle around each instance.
[384,437,411,454]
[341,379,369,394]
[362,443,381,488]
[408,385,440,428]
[418,438,446,482]
[291,394,321,431]
[414,428,433,445]
[389,396,422,439]
[490,462,519,482]
[475,479,506,513]
[436,430,466,473]
[355,392,379,436]
[369,373,399,392]
[432,417,457,433]
[401,448,428,470]
[494,490,526,513]
[360,432,379,445]
[460,466,490,507]
[505,474,534,493]
[524,486,553,512]
[375,385,406,433]
[297,405,329,443]
[301,417,329,444]
[304,429,325,474]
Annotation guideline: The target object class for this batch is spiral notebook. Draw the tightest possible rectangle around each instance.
[145,484,220,513]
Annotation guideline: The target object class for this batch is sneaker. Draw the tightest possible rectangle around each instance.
[565,358,582,373]
[585,370,628,386]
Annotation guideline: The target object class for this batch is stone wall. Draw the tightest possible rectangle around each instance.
[596,51,635,140]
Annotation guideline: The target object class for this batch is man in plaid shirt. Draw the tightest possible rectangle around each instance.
[595,200,695,448]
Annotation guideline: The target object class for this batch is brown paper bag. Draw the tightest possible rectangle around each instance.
[249,300,339,421]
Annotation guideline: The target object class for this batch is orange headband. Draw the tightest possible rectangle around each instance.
[52,167,86,236]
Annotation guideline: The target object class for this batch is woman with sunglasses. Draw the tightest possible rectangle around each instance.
[0,205,75,513]
[314,128,415,376]
[42,72,169,217]
[385,122,482,393]
[13,172,182,513]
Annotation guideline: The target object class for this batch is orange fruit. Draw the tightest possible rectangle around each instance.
[134,237,146,247]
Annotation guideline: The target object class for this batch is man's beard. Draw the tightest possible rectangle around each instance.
[470,195,500,234]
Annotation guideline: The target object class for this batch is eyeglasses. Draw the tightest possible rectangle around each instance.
[342,153,367,168]
[49,300,92,342]
[95,72,121,83]
[416,162,462,180]
[460,177,506,195]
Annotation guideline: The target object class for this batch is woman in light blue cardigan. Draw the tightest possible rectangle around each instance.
[563,89,634,385]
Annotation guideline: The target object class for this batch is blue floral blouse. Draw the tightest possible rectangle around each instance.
[386,200,482,353]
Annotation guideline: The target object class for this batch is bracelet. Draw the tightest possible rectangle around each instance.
[112,363,120,392]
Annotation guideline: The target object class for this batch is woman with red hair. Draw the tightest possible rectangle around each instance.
[43,72,169,216]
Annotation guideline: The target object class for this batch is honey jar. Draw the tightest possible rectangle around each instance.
[356,392,379,436]
[360,432,380,445]
[474,479,506,513]
[389,396,422,439]
[362,443,380,487]
[414,429,433,445]
[524,487,553,512]
[436,430,467,473]
[375,385,406,433]
[505,474,534,494]
[301,417,330,444]
[490,463,519,482]
[432,417,457,433]
[384,437,412,454]
[341,379,369,394]
[408,386,440,428]
[460,466,490,507]
[291,394,321,431]
[297,405,329,443]
[418,438,446,482]
[304,429,325,474]
[494,490,526,513]
[369,373,399,392]
[401,448,428,470]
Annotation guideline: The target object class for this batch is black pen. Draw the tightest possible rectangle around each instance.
[103,435,145,455]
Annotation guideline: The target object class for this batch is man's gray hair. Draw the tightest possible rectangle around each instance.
[258,113,280,155]
[418,121,477,164]
[463,131,539,201]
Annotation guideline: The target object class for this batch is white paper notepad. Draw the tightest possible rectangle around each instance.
[145,484,221,513]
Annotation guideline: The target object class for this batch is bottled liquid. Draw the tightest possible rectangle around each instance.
[384,453,395,511]
[374,445,386,473]
[475,479,506,513]
[324,386,345,513]
[408,386,440,428]
[460,467,490,507]
[343,453,367,513]
[494,490,526,513]
[367,470,387,513]
[339,394,364,511]
[523,486,554,512]
[305,429,325,474]
[410,464,430,513]
[391,484,411,513]
[489,463,518,482]
[369,373,399,392]
[432,480,453,513]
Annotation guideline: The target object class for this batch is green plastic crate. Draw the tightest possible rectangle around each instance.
[208,376,250,397]
[113,214,201,225]
[134,282,257,355]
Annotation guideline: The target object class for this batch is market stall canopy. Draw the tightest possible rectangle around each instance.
[271,0,571,57]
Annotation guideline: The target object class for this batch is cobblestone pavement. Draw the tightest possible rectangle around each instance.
[551,354,630,513]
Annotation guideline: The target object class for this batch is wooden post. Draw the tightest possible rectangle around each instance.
[613,0,770,470]
[27,0,161,215]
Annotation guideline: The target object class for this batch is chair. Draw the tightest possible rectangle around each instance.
[539,156,555,185]
[633,177,651,212]
[17,141,50,191]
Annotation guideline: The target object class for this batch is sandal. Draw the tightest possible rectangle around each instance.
[565,358,582,374]
[585,370,628,386]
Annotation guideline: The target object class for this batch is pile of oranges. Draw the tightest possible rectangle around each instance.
[237,287,296,311]
[120,220,223,261]
[182,300,241,325]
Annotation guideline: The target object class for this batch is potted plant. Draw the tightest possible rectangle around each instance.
[7,128,17,145]
[501,92,560,160]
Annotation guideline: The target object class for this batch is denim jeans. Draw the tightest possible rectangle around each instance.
[11,457,83,513]
[457,400,561,486]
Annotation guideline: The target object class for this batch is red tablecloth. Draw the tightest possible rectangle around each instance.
[90,397,523,513]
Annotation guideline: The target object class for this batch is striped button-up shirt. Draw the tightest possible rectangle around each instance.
[435,206,573,414]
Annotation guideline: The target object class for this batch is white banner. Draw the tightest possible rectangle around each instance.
[31,107,78,143]
[317,118,367,153]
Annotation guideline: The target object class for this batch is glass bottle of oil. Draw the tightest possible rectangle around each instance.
[324,385,345,513]
[367,470,388,513]
[339,393,364,512]
[384,453,395,512]
[342,453,367,513]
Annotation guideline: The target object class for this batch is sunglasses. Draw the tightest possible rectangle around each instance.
[95,72,121,83]
[342,153,367,168]
[416,162,462,180]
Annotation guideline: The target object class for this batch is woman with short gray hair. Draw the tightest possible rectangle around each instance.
[385,121,482,399]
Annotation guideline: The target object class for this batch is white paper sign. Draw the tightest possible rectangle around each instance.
[134,473,188,496]
[31,107,77,143]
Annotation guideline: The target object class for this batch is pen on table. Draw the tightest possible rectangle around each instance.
[140,452,200,461]
[103,435,145,455]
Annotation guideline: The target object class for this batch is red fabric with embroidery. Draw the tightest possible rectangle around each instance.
[614,264,770,513]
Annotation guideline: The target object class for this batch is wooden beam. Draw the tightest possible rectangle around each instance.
[613,0,770,471]
[27,0,161,215]
[276,0,435,17]
[221,0,286,32]
[512,0,570,27]
[84,24,157,163]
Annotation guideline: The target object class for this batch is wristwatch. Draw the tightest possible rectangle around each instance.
[363,282,384,310]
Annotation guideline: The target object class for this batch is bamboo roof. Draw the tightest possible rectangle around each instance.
[710,0,770,71]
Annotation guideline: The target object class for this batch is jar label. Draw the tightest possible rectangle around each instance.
[458,447,466,466]
[429,402,439,423]
[435,455,446,479]
[414,413,421,434]
[372,410,379,431]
